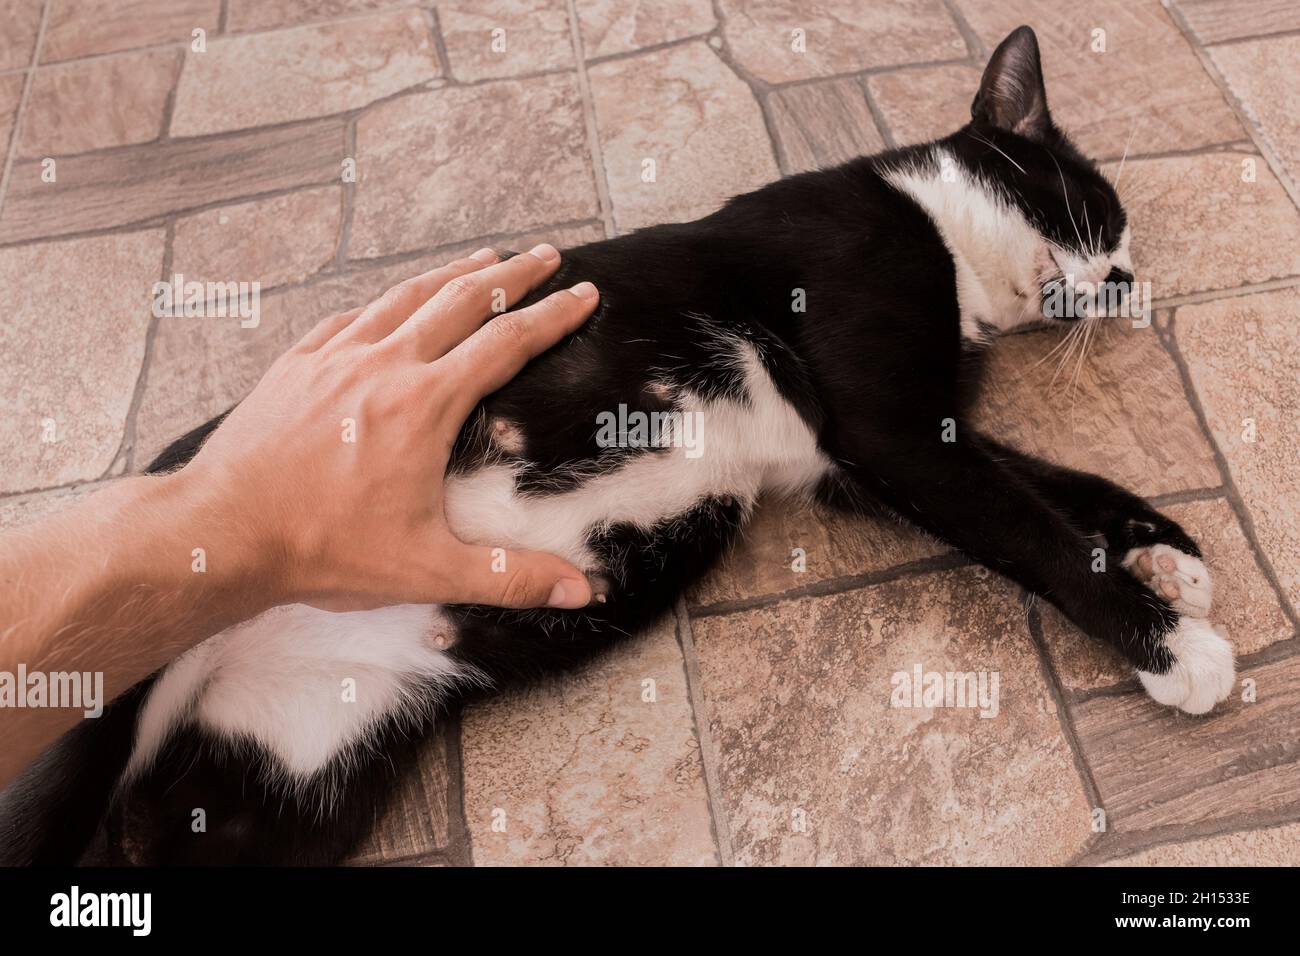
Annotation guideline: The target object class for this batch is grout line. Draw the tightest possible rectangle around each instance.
[426,6,454,80]
[856,75,897,150]
[335,116,358,267]
[1095,138,1256,165]
[340,217,605,268]
[1021,595,1109,863]
[584,32,713,67]
[156,48,185,142]
[1149,275,1300,311]
[113,220,173,476]
[442,708,476,867]
[0,0,50,224]
[1201,25,1300,48]
[563,0,616,238]
[1157,310,1300,630]
[703,5,785,180]
[1071,805,1300,866]
[0,176,342,250]
[1162,0,1300,213]
[765,54,976,93]
[39,3,422,68]
[674,598,733,867]
[938,0,987,60]
[689,551,969,619]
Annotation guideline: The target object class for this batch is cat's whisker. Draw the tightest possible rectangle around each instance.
[1111,119,1140,194]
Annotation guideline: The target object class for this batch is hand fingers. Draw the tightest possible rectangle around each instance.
[437,282,599,419]
[441,542,593,609]
[385,243,564,361]
[295,305,364,352]
[341,249,499,344]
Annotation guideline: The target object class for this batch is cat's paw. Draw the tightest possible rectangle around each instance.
[1123,543,1212,618]
[1137,617,1235,715]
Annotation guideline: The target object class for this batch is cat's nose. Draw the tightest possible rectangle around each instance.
[1105,267,1134,288]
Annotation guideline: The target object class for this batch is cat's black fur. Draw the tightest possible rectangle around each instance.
[1,27,1202,865]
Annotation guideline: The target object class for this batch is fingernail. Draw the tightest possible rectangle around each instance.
[570,281,598,301]
[470,247,498,262]
[547,577,591,609]
[529,243,560,263]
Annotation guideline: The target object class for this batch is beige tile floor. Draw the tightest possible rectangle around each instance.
[1,0,1297,866]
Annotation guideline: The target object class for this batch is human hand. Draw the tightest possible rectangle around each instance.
[174,243,598,611]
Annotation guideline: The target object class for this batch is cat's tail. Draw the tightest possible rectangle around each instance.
[0,679,151,866]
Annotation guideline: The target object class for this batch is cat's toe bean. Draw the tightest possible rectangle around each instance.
[1138,617,1235,715]
[1123,543,1213,617]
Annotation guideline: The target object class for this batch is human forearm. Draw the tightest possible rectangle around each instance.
[0,472,274,787]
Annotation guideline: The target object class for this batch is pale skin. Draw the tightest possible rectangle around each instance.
[0,243,597,789]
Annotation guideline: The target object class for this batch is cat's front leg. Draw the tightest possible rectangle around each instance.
[842,433,1234,714]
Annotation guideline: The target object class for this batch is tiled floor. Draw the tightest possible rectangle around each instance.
[1,0,1297,866]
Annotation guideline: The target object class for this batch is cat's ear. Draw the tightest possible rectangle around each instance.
[971,25,1053,141]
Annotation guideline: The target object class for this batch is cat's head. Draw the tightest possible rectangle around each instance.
[957,26,1134,322]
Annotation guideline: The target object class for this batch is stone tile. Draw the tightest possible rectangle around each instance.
[1070,652,1300,833]
[439,0,575,82]
[0,0,42,71]
[589,41,777,231]
[350,74,598,259]
[1177,0,1300,45]
[133,270,362,469]
[172,187,342,292]
[0,482,110,532]
[227,0,398,33]
[717,0,965,85]
[767,77,885,174]
[132,222,605,465]
[0,117,346,242]
[461,615,716,865]
[170,9,439,138]
[42,0,221,63]
[18,50,179,158]
[1210,35,1300,189]
[0,231,164,493]
[953,0,1243,157]
[346,723,455,864]
[866,63,982,146]
[434,220,608,260]
[1113,152,1300,299]
[1041,499,1293,692]
[1177,288,1300,608]
[692,568,1092,865]
[1103,821,1300,866]
[576,0,716,59]
[0,73,24,156]
[689,494,945,610]
[974,325,1220,498]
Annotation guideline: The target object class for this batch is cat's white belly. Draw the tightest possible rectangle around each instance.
[126,341,831,783]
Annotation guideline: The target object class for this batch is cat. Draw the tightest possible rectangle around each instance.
[0,25,1233,865]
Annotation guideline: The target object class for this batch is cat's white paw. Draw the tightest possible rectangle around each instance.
[1137,617,1235,715]
[1123,543,1212,618]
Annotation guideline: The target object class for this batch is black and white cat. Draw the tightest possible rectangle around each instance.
[0,26,1233,865]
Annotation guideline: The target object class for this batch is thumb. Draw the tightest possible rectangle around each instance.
[445,542,593,609]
